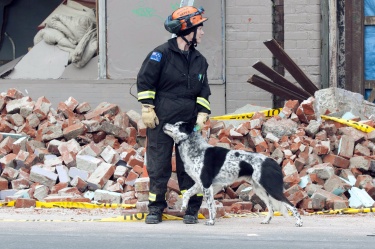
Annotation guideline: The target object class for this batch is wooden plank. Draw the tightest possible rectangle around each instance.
[252,60,312,99]
[321,0,330,89]
[365,80,375,102]
[365,80,375,89]
[368,89,375,103]
[329,0,338,88]
[272,0,285,108]
[345,0,364,94]
[263,39,319,95]
[337,0,346,88]
[364,16,375,25]
[247,75,305,102]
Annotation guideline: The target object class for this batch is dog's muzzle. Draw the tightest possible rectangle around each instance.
[162,124,171,132]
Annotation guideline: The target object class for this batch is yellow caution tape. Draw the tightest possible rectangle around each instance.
[35,201,136,209]
[321,115,375,133]
[210,108,375,134]
[98,213,187,222]
[0,201,135,209]
[307,208,375,215]
[210,108,282,120]
[0,201,15,207]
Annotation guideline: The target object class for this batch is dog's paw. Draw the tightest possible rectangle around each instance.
[261,219,270,224]
[295,220,303,227]
[204,220,215,226]
[180,206,187,212]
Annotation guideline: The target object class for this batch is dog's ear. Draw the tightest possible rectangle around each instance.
[187,120,196,133]
[180,121,195,134]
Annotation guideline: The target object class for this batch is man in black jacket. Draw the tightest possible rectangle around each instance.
[137,6,211,224]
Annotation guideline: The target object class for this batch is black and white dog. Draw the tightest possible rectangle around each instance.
[163,121,303,227]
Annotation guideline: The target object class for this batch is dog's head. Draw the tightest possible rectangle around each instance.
[163,121,195,144]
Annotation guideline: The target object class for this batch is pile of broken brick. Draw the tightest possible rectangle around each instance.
[0,87,375,217]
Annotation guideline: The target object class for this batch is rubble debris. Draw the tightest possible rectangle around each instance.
[0,87,375,218]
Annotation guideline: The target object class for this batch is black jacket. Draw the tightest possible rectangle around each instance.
[137,38,211,121]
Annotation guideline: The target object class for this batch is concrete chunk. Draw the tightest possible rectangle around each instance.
[29,166,58,188]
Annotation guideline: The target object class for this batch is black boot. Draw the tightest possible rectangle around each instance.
[145,210,162,224]
[183,207,199,224]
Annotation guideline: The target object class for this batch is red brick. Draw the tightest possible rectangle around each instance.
[6,88,24,99]
[125,170,139,186]
[132,165,143,175]
[284,100,299,112]
[58,187,82,196]
[337,135,355,158]
[0,120,14,133]
[76,102,91,114]
[43,195,91,203]
[220,198,242,206]
[225,186,238,199]
[63,122,86,140]
[323,154,350,169]
[296,98,316,123]
[50,182,69,194]
[354,175,373,188]
[0,137,15,153]
[137,119,147,137]
[11,178,30,190]
[299,198,313,211]
[0,177,8,190]
[127,155,144,168]
[15,198,36,208]
[33,96,52,120]
[283,172,301,189]
[167,177,179,193]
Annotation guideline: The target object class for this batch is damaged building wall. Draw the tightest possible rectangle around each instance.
[225,1,273,111]
[284,0,321,89]
[1,0,325,116]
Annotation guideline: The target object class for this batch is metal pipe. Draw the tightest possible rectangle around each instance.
[4,32,15,60]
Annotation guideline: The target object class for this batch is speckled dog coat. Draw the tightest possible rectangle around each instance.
[163,121,303,227]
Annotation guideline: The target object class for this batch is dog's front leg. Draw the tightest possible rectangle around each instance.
[181,183,201,212]
[203,186,216,226]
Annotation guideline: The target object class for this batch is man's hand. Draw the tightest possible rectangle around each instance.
[142,104,159,129]
[196,112,208,130]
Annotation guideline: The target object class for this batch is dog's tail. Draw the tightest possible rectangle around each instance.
[259,158,294,206]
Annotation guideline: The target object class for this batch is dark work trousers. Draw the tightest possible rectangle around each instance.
[146,119,203,214]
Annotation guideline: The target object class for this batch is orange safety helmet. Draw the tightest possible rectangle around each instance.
[164,6,208,35]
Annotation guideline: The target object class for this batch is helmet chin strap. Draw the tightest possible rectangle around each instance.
[181,29,198,48]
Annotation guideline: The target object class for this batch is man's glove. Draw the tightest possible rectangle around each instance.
[196,112,208,130]
[142,104,159,129]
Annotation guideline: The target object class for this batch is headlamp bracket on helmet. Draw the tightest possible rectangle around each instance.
[164,7,205,35]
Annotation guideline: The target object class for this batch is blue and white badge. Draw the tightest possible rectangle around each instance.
[150,51,162,62]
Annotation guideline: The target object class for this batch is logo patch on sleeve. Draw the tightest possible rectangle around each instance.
[150,52,162,62]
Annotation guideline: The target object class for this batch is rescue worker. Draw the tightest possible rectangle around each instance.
[136,6,211,224]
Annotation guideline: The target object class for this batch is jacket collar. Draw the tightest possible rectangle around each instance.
[168,38,197,54]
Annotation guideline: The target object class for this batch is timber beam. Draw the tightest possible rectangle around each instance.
[247,74,306,102]
[252,60,312,99]
[263,39,319,95]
